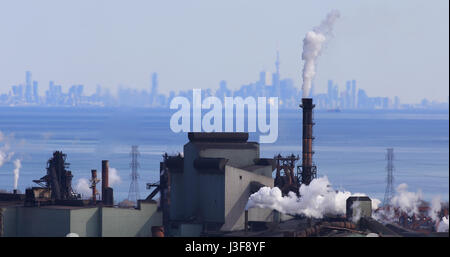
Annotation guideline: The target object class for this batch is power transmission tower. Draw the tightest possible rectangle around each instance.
[128,145,140,205]
[383,148,395,206]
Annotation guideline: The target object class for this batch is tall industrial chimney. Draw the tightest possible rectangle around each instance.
[90,169,99,204]
[102,160,109,201]
[300,98,317,185]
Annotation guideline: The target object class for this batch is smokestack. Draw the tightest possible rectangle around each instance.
[91,169,98,204]
[102,160,109,201]
[300,98,316,185]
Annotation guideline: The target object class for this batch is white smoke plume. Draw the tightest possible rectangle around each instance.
[13,159,21,190]
[373,184,423,223]
[246,176,380,219]
[301,10,340,98]
[372,184,450,232]
[0,131,15,168]
[351,201,362,223]
[390,183,422,216]
[75,178,91,198]
[437,216,449,232]
[427,196,450,232]
[109,167,122,186]
[428,195,442,222]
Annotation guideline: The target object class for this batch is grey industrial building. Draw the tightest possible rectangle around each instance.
[0,201,161,237]
[0,132,280,237]
[167,132,276,236]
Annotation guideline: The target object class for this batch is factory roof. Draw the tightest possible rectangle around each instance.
[188,132,249,143]
[192,141,259,150]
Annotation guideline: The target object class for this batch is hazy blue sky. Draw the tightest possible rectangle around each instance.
[0,0,448,103]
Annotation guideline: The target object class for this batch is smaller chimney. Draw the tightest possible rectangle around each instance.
[13,189,17,195]
[90,169,99,204]
[300,98,316,185]
[102,160,109,201]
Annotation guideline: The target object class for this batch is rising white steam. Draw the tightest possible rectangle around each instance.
[351,201,362,223]
[389,183,422,216]
[373,184,423,223]
[13,159,21,189]
[428,195,442,222]
[427,196,450,232]
[301,10,340,98]
[0,131,15,168]
[75,178,91,198]
[246,176,379,219]
[372,184,450,233]
[109,167,122,186]
[437,216,449,232]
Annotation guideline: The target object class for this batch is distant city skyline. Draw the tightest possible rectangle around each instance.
[1,68,447,110]
[0,0,448,104]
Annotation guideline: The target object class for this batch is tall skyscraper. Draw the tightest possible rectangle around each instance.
[351,80,356,109]
[394,96,400,109]
[150,72,158,106]
[327,80,339,109]
[259,71,267,86]
[345,81,351,109]
[25,71,33,103]
[357,88,368,109]
[327,80,334,108]
[272,51,280,90]
[33,81,39,103]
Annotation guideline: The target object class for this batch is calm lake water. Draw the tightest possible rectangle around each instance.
[0,107,448,202]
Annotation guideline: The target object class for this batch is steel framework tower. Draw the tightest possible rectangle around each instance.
[128,145,140,204]
[383,148,395,206]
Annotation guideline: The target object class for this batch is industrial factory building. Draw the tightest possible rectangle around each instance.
[0,153,162,237]
[0,201,161,237]
[163,132,277,236]
[0,132,284,237]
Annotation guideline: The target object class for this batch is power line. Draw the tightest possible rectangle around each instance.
[128,145,140,205]
[383,148,395,206]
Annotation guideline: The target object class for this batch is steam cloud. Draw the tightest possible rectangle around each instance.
[371,184,449,232]
[428,195,449,232]
[74,168,121,198]
[390,183,423,216]
[0,131,15,168]
[13,159,21,190]
[247,176,447,231]
[301,10,340,98]
[372,183,424,223]
[437,216,449,232]
[428,195,442,222]
[246,176,380,219]
[351,201,362,223]
[109,167,122,186]
[75,178,91,198]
